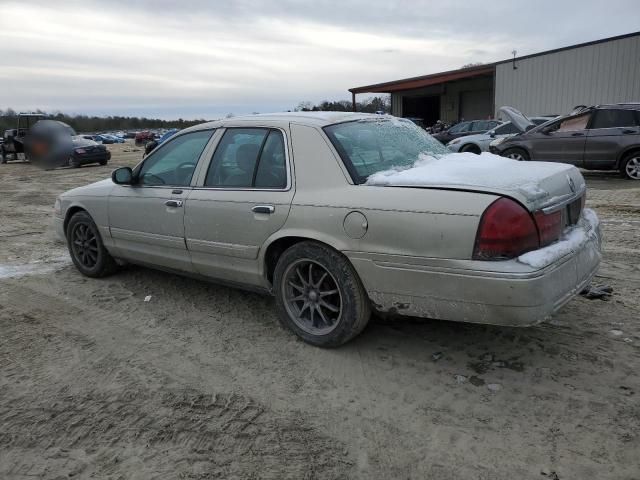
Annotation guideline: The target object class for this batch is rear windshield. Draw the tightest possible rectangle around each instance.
[324,118,448,184]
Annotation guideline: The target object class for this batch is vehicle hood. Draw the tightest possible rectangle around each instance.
[71,136,100,148]
[499,106,533,132]
[61,178,113,198]
[365,152,585,212]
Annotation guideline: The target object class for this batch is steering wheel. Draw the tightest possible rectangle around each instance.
[175,162,196,184]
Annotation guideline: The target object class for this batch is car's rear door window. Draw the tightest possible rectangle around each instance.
[138,130,213,186]
[205,128,287,189]
[590,109,639,129]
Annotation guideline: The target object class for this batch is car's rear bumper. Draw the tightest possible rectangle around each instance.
[346,213,602,327]
[71,150,110,165]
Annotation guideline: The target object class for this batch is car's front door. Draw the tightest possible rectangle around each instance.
[584,108,640,169]
[108,129,214,272]
[185,127,294,286]
[528,112,591,165]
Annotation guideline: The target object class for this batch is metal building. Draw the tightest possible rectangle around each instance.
[349,31,640,125]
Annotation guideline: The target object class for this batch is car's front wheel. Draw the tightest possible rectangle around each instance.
[273,241,371,347]
[66,211,118,277]
[621,152,640,180]
[502,148,529,161]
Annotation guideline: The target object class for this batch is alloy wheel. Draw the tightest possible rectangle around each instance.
[71,222,99,268]
[282,259,343,335]
[625,156,640,180]
[507,152,525,161]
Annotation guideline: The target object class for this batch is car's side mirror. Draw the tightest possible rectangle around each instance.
[112,166,134,185]
[489,131,496,138]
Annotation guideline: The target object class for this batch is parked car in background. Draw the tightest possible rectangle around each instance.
[432,119,500,144]
[103,134,125,143]
[54,112,600,347]
[490,104,640,180]
[135,130,155,146]
[69,135,111,167]
[447,115,555,154]
[143,128,179,157]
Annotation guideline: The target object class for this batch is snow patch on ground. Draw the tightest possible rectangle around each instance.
[0,256,71,279]
[517,208,600,268]
[365,152,573,204]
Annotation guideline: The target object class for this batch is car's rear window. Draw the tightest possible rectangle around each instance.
[324,118,449,184]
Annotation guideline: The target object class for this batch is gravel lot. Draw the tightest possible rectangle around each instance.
[1,143,639,479]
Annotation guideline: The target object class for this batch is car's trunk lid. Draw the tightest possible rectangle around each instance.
[365,152,585,213]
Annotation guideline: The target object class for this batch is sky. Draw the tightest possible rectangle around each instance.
[0,0,639,119]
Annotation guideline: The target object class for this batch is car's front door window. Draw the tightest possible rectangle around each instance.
[138,130,213,186]
[556,113,591,132]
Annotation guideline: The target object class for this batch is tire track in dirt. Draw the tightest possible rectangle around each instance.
[0,281,352,479]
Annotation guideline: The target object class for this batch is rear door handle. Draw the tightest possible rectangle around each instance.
[165,200,183,208]
[571,132,584,137]
[252,205,275,214]
[622,129,638,134]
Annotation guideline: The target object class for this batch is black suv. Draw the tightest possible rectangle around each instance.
[490,104,640,180]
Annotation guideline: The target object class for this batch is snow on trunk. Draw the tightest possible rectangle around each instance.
[365,152,583,211]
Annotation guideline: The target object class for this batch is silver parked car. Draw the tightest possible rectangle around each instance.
[54,112,601,347]
[447,116,555,154]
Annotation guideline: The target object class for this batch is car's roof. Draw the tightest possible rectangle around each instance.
[185,111,386,132]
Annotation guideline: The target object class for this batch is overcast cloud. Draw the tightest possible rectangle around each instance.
[0,0,638,119]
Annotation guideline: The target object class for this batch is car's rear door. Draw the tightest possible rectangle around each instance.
[585,108,640,169]
[108,129,215,272]
[184,126,294,286]
[528,112,591,165]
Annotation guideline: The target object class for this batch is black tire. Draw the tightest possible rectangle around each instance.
[66,211,118,278]
[620,151,640,180]
[502,148,530,161]
[273,241,371,347]
[1,146,6,164]
[99,159,108,166]
[460,144,481,154]
[69,157,81,168]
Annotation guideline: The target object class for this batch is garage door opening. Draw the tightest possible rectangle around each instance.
[402,95,440,127]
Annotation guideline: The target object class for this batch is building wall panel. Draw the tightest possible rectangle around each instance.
[495,34,640,117]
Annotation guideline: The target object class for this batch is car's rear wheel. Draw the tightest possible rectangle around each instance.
[621,152,640,180]
[273,241,371,347]
[66,211,117,277]
[99,159,108,166]
[503,148,529,161]
[461,144,481,154]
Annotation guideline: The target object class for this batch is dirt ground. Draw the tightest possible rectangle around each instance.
[1,143,639,480]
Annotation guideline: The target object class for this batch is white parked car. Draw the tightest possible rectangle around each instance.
[447,116,555,154]
[53,112,601,347]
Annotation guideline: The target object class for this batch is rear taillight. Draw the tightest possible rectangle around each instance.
[473,198,539,260]
[534,210,563,247]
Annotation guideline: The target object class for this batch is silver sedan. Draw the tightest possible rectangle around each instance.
[54,112,601,346]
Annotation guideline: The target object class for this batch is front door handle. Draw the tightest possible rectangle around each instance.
[571,132,584,137]
[622,129,638,134]
[252,205,275,214]
[165,200,183,208]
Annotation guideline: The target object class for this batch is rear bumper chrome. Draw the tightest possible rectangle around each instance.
[347,212,601,327]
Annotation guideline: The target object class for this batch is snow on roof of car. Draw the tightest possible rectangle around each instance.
[186,111,386,132]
